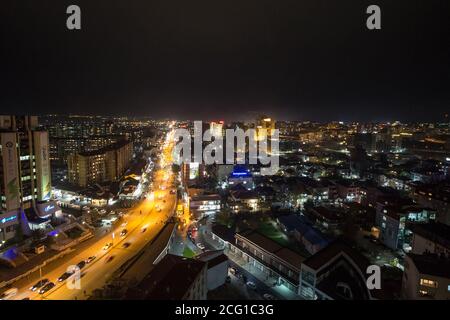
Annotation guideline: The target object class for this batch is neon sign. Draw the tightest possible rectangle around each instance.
[44,205,55,213]
[0,215,17,224]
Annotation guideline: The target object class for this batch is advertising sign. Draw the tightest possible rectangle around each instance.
[1,133,20,211]
[34,131,51,201]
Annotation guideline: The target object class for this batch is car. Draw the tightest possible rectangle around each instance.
[246,281,257,290]
[120,229,128,237]
[122,242,131,248]
[196,243,206,250]
[58,271,74,282]
[141,227,147,233]
[229,267,237,275]
[99,209,107,215]
[76,261,86,270]
[103,242,113,250]
[157,208,162,212]
[0,288,18,300]
[263,293,276,300]
[105,256,115,263]
[39,282,55,295]
[85,256,96,264]
[30,279,50,291]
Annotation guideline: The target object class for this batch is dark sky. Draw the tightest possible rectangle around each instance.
[1,0,449,122]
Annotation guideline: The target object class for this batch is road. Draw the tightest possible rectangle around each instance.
[11,130,177,300]
[228,261,285,301]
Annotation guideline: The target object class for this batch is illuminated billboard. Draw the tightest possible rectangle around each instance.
[34,131,52,201]
[1,133,20,211]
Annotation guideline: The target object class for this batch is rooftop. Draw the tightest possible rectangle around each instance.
[411,222,450,249]
[408,253,450,279]
[127,254,206,300]
[303,240,370,273]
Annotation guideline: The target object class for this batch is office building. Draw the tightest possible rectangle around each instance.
[0,116,52,242]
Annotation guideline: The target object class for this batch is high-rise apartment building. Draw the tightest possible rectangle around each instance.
[68,140,133,187]
[0,115,52,242]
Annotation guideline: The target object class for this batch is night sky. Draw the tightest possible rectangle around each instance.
[1,0,449,122]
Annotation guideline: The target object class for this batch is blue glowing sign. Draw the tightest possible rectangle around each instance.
[0,215,17,224]
[44,205,55,213]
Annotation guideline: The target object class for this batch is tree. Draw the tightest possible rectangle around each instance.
[15,223,24,243]
[215,209,233,228]
[171,164,180,175]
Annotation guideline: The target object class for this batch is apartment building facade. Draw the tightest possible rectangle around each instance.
[68,140,133,187]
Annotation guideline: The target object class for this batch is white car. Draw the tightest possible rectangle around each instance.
[246,281,257,290]
[196,243,206,250]
[263,293,276,300]
[0,288,18,300]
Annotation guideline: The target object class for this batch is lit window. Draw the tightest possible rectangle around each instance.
[420,279,438,288]
[419,290,429,297]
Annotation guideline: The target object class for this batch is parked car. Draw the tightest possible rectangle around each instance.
[76,260,86,270]
[122,242,131,248]
[120,229,128,237]
[103,242,113,250]
[0,288,18,300]
[196,243,206,250]
[263,293,276,300]
[105,256,115,263]
[30,279,50,292]
[246,281,257,290]
[58,271,74,282]
[85,256,96,264]
[39,282,55,295]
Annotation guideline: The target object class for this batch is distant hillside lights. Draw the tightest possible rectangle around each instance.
[173,121,279,176]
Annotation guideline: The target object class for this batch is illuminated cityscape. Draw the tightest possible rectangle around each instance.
[1,0,449,313]
[0,115,449,302]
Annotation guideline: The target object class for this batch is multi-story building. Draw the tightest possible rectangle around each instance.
[402,253,450,300]
[374,205,436,251]
[410,222,450,257]
[299,241,378,300]
[125,254,208,300]
[233,229,305,293]
[68,140,133,187]
[0,115,52,242]
[210,121,224,137]
[189,194,221,220]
